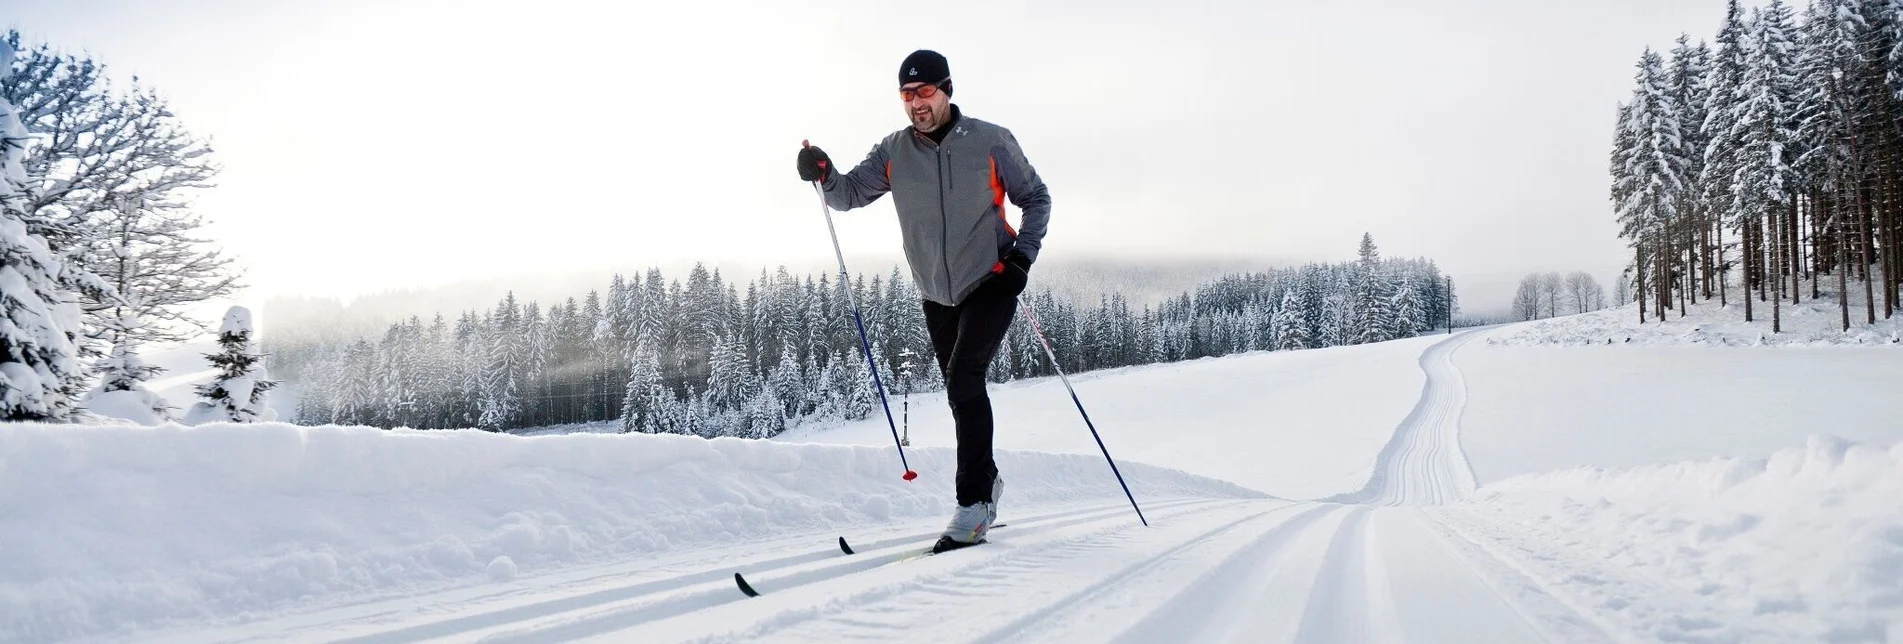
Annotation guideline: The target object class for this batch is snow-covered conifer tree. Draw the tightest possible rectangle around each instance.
[0,41,87,422]
[184,306,278,424]
[1271,288,1308,350]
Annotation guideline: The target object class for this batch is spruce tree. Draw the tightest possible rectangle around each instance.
[1271,288,1309,350]
[0,41,87,421]
[1389,280,1424,338]
[184,306,279,424]
[1615,48,1688,320]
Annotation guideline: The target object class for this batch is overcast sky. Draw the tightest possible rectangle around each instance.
[10,0,1750,318]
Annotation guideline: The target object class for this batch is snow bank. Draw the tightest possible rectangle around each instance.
[1456,436,1903,641]
[0,422,1259,641]
[1488,290,1903,347]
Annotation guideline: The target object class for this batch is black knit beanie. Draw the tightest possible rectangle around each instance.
[899,50,952,96]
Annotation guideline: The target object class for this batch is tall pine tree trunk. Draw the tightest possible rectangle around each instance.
[1811,191,1823,300]
[1638,247,1648,324]
[1684,203,1697,306]
[1743,216,1755,322]
[1772,205,1783,334]
[1861,181,1877,325]
[1789,198,1801,305]
[1718,215,1728,307]
[1839,183,1853,332]
[1705,211,1720,301]
[1758,214,1769,303]
[1886,157,1899,318]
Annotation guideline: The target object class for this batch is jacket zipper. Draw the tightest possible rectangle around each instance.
[938,147,952,300]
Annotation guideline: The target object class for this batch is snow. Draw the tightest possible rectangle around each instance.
[1441,435,1903,641]
[786,333,1448,499]
[81,388,173,425]
[1489,290,1903,347]
[0,421,1256,642]
[9,318,1902,641]
[1459,341,1903,482]
[217,306,254,336]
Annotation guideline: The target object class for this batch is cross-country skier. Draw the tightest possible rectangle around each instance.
[796,49,1051,552]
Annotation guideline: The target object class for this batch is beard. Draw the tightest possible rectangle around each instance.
[910,103,945,132]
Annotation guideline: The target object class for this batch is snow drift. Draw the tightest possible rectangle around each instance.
[0,421,1260,641]
[1452,436,1903,641]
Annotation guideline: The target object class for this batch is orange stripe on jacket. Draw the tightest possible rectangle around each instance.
[989,156,1016,237]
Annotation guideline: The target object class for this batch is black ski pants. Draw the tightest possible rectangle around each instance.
[922,274,1021,507]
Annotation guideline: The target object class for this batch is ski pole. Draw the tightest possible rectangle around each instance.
[1018,300,1148,526]
[806,142,916,481]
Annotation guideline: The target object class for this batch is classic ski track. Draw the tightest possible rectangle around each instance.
[470,498,1243,643]
[1327,329,1483,506]
[1425,506,1775,643]
[242,327,1700,643]
[1098,504,1353,643]
[692,500,1314,643]
[1291,506,1389,643]
[325,497,1214,644]
[1413,508,1629,643]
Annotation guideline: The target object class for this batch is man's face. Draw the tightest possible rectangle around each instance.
[902,80,952,133]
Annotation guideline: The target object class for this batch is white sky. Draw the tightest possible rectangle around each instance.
[10,0,1744,319]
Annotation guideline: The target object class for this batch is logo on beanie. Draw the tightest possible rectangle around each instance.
[909,68,918,76]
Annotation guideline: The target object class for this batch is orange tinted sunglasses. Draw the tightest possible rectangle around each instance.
[900,80,948,101]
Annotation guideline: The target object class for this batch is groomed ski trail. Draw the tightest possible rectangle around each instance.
[199,330,1729,643]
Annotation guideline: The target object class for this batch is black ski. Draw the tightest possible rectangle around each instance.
[736,524,1007,597]
[930,535,985,554]
[835,523,1003,558]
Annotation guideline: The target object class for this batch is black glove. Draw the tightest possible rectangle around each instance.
[998,250,1032,296]
[797,142,831,183]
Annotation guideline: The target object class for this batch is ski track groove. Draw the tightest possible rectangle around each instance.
[1327,328,1484,506]
[330,498,1214,644]
[1426,506,1775,643]
[978,503,1332,644]
[1414,508,1629,644]
[706,501,1318,644]
[1291,506,1382,643]
[472,499,1245,643]
[1105,504,1350,644]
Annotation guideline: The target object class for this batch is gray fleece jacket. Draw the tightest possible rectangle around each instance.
[821,105,1051,307]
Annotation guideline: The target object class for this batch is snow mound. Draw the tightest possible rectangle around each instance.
[1488,290,1903,347]
[82,388,174,425]
[1460,436,1903,640]
[0,421,1259,641]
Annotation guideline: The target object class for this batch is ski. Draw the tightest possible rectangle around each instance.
[735,524,1007,597]
[835,523,1003,558]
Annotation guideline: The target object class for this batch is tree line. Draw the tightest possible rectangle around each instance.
[1611,0,1902,332]
[276,234,1455,437]
[1511,271,1609,321]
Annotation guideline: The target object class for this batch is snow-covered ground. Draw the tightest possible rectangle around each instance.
[6,305,1901,642]
[0,423,1254,642]
[1441,436,1903,642]
[1460,342,1903,482]
[1490,285,1903,347]
[785,333,1448,500]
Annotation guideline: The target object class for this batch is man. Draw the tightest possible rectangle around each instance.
[796,49,1051,552]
